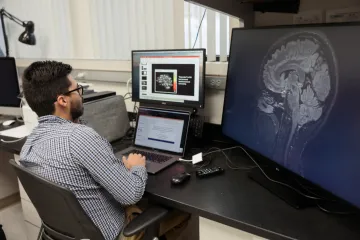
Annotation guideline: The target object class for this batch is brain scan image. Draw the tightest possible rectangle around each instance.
[154,70,177,94]
[157,74,173,90]
[255,31,339,175]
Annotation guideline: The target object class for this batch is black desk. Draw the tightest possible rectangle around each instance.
[2,136,360,240]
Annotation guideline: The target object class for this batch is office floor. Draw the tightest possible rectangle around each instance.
[0,201,27,240]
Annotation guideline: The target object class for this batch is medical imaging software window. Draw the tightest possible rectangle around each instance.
[139,54,200,103]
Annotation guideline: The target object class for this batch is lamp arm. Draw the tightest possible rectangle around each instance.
[0,8,27,27]
[0,8,29,57]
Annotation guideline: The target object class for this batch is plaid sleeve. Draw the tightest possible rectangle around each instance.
[70,125,147,205]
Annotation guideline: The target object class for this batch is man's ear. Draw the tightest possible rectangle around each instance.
[56,95,68,107]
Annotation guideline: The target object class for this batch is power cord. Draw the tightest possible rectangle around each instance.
[235,145,324,200]
[192,9,207,48]
[131,102,138,128]
[204,145,358,213]
[316,202,356,215]
[126,78,132,96]
[198,145,324,200]
[203,147,256,170]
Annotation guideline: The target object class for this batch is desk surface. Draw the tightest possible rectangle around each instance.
[2,136,360,240]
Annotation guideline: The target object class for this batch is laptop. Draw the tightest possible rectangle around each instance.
[116,107,191,174]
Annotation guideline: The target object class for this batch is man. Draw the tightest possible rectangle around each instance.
[20,61,147,240]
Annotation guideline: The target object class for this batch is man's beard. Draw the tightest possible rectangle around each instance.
[70,100,84,121]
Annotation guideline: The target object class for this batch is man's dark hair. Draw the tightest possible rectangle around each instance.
[22,61,72,117]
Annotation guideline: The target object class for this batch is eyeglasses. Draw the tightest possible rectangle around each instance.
[63,84,84,96]
[54,84,83,103]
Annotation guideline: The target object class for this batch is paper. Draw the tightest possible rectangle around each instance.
[0,125,31,138]
[192,152,203,165]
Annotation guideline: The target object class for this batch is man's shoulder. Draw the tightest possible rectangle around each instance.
[71,124,100,139]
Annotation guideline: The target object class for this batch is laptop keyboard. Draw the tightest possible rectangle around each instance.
[122,149,172,164]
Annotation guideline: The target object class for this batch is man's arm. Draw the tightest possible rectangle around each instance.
[70,125,147,205]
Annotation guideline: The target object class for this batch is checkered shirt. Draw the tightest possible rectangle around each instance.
[20,115,147,240]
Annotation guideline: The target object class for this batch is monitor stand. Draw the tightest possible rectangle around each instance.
[248,167,316,209]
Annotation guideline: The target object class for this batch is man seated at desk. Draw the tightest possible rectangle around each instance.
[19,61,188,240]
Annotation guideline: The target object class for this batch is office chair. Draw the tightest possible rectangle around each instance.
[9,160,169,240]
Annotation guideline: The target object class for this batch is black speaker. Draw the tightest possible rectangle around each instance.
[253,0,300,13]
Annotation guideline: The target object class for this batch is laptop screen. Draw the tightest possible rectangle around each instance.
[134,108,190,154]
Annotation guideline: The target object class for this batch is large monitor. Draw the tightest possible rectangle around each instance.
[132,49,206,108]
[0,57,22,116]
[222,24,360,209]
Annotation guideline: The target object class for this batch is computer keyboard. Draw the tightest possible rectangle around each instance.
[123,149,172,163]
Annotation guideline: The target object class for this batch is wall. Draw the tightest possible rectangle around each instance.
[16,59,228,125]
[255,0,360,26]
[17,1,360,125]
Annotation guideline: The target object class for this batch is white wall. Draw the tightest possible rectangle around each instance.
[255,0,360,26]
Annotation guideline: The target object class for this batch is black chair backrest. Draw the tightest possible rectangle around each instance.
[9,159,104,240]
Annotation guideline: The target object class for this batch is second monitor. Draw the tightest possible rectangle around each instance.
[132,49,206,108]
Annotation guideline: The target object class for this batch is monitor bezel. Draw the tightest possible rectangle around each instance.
[0,57,22,115]
[133,107,191,157]
[221,22,360,210]
[131,49,206,109]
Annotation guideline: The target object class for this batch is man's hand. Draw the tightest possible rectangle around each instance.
[122,153,146,170]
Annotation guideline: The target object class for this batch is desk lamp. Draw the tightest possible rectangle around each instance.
[0,8,36,57]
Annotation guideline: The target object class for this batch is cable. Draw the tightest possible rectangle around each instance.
[192,9,207,49]
[294,178,336,202]
[202,146,242,157]
[203,147,256,170]
[235,145,324,200]
[16,97,25,122]
[1,136,26,143]
[131,102,138,128]
[126,78,132,96]
[317,203,356,215]
[178,159,193,162]
[202,145,324,200]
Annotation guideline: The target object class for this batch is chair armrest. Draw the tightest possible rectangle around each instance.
[123,206,169,237]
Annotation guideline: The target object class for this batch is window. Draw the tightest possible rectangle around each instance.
[3,0,243,62]
[184,2,243,61]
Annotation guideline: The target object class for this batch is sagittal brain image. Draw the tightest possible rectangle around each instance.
[155,72,176,93]
[256,31,339,175]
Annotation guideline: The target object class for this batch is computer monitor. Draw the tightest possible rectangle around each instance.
[0,57,22,116]
[222,24,360,209]
[132,49,206,108]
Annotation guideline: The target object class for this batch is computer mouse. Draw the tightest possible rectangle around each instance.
[171,172,191,185]
[2,120,16,126]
